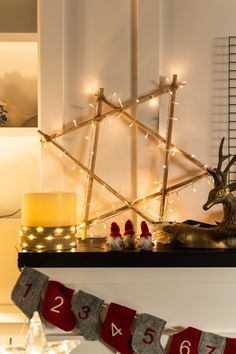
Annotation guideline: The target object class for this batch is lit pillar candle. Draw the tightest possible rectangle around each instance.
[22,192,77,227]
[20,192,78,252]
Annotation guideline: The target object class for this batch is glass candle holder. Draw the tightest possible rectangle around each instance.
[20,192,78,252]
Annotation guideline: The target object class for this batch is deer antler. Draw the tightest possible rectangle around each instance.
[217,137,231,171]
[208,138,231,186]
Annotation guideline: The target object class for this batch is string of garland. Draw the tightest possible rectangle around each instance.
[11,267,236,354]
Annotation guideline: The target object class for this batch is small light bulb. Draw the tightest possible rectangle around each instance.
[85,136,90,140]
[36,226,44,233]
[150,98,159,107]
[55,228,63,235]
[45,235,54,241]
[73,120,77,127]
[118,98,123,108]
[129,122,134,128]
[145,132,149,139]
[136,99,140,103]
[28,234,36,240]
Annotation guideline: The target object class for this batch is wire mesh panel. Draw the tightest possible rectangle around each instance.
[228,36,236,182]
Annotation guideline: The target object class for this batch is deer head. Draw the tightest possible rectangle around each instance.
[203,137,236,210]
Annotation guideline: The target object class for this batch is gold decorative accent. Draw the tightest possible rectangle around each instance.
[20,225,78,252]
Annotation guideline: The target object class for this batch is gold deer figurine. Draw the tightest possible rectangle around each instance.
[155,138,236,248]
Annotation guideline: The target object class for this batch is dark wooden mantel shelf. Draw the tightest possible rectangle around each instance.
[17,238,236,269]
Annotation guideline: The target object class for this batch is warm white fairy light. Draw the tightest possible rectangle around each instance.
[64,235,71,239]
[171,147,177,156]
[103,224,107,229]
[45,235,54,241]
[38,77,211,229]
[56,244,63,250]
[28,234,36,240]
[192,184,197,193]
[118,98,123,108]
[55,228,63,235]
[191,154,195,158]
[85,136,90,140]
[36,226,44,233]
[109,118,112,124]
[89,103,95,108]
[72,165,77,170]
[73,120,77,127]
[150,98,159,107]
[168,89,173,95]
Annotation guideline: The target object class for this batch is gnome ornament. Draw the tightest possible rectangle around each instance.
[107,222,123,251]
[124,219,136,249]
[138,221,153,251]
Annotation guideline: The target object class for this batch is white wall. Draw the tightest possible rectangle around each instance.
[159,0,236,224]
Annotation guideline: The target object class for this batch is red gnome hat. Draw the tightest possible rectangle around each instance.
[124,219,135,236]
[110,222,121,237]
[140,221,152,237]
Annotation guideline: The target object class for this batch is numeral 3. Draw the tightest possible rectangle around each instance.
[78,305,91,320]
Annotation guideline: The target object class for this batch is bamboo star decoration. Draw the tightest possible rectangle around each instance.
[38,74,208,238]
[0,312,80,354]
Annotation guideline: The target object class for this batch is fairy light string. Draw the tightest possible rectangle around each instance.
[38,75,209,234]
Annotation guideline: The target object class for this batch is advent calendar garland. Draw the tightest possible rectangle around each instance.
[11,267,236,354]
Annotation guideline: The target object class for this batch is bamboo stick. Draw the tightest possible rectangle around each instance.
[38,130,154,223]
[159,74,178,220]
[81,88,104,239]
[47,85,172,140]
[86,172,208,226]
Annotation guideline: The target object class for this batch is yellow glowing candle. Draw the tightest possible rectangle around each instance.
[21,192,77,227]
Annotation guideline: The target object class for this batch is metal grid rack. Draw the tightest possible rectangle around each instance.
[228,36,236,182]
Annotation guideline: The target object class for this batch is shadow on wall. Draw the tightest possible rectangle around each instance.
[0,71,37,127]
